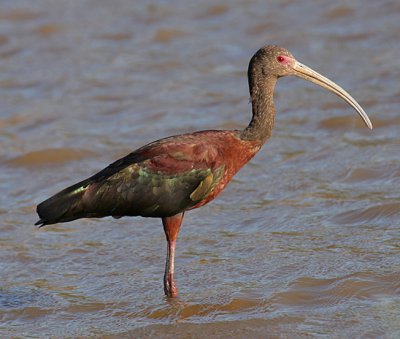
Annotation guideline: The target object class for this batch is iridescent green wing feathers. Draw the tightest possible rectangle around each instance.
[88,159,224,218]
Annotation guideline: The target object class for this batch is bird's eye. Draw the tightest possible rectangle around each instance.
[277,56,285,63]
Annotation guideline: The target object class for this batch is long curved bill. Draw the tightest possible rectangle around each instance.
[292,61,373,129]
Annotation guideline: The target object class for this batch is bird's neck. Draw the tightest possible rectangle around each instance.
[241,76,277,143]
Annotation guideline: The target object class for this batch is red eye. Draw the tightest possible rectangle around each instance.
[277,56,285,63]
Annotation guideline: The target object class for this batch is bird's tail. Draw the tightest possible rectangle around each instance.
[35,179,92,227]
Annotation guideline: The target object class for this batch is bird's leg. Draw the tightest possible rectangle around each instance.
[162,213,184,298]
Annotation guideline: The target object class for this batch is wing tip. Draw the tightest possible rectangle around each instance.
[35,219,47,228]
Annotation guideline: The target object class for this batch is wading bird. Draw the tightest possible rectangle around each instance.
[36,45,372,298]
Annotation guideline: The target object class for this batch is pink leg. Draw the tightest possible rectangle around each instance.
[162,213,184,298]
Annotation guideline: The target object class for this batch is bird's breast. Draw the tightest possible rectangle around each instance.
[189,134,261,209]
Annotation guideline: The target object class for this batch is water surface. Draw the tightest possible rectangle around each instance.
[1,0,399,337]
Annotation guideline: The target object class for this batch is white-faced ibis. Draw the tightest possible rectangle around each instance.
[36,45,372,298]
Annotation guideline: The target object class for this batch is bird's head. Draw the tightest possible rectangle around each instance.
[249,45,373,129]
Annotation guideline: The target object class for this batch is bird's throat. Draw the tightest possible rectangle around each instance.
[241,76,277,143]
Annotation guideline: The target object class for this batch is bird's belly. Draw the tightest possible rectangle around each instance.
[188,167,236,210]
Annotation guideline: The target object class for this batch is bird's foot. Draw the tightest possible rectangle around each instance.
[164,273,178,298]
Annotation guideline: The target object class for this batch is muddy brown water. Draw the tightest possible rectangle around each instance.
[1,0,399,337]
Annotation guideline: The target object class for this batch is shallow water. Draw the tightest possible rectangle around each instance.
[1,0,399,337]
